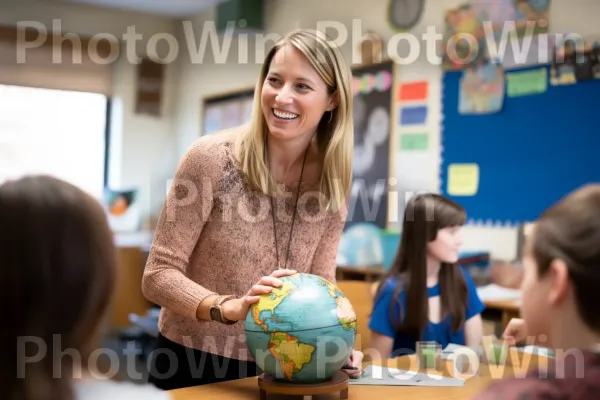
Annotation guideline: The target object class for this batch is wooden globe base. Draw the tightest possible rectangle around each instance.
[258,371,349,400]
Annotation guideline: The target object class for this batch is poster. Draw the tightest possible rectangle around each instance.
[550,37,600,85]
[442,0,552,70]
[348,61,394,230]
[201,89,254,135]
[459,63,505,114]
[506,68,547,96]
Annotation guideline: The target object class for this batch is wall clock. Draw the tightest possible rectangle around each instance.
[387,0,425,31]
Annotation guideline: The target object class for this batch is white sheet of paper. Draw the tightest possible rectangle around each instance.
[349,365,465,387]
[476,284,521,301]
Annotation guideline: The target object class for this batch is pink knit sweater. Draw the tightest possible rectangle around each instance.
[142,128,347,361]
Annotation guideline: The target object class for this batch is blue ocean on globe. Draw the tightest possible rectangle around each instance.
[245,273,357,383]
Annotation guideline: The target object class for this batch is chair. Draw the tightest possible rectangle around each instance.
[337,280,375,352]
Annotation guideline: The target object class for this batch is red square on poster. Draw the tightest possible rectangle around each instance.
[398,81,428,101]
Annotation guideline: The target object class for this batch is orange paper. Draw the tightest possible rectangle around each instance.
[398,81,428,101]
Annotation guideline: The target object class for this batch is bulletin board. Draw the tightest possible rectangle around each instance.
[201,87,254,135]
[440,64,600,226]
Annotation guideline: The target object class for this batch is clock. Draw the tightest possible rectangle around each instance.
[387,0,425,31]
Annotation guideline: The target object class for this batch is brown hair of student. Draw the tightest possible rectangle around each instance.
[0,175,116,400]
[375,193,468,339]
[530,184,600,332]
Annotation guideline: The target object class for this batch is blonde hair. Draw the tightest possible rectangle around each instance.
[233,28,354,212]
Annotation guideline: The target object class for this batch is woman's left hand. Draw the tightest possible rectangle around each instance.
[341,349,363,379]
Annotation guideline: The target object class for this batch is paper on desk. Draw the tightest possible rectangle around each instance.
[349,365,464,387]
[517,345,554,357]
[477,284,521,302]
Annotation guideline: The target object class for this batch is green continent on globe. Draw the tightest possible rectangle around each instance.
[317,278,358,332]
[252,280,297,331]
[268,332,315,381]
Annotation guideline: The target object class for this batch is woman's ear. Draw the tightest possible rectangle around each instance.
[327,90,340,111]
[547,258,570,305]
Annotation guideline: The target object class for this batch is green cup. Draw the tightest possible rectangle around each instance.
[488,343,507,364]
[416,341,441,370]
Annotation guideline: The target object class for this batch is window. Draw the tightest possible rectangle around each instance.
[0,85,109,200]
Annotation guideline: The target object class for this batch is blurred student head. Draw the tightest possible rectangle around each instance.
[0,175,116,400]
[520,184,600,349]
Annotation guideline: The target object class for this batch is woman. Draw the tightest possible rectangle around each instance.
[142,28,362,390]
[473,184,600,399]
[0,175,169,400]
[368,194,485,361]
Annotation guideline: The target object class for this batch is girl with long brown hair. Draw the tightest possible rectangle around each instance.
[368,193,485,360]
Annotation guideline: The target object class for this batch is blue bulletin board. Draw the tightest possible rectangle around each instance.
[440,64,600,226]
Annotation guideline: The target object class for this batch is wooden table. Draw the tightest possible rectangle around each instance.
[169,350,547,400]
[483,299,521,331]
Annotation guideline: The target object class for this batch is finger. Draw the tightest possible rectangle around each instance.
[502,327,516,338]
[248,284,274,296]
[341,369,361,379]
[258,276,284,287]
[245,295,261,304]
[270,269,297,278]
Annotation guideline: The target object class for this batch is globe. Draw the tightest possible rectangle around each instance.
[245,273,357,383]
[336,222,383,266]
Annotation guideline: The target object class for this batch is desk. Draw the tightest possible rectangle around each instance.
[483,299,521,331]
[169,351,547,400]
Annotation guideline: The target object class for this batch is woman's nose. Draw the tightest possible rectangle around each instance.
[275,87,293,104]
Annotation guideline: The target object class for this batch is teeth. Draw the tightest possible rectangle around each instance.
[273,109,299,119]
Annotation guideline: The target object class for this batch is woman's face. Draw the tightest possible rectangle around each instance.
[427,226,463,263]
[261,44,337,144]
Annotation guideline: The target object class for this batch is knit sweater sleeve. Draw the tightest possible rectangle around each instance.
[310,203,347,285]
[142,135,223,320]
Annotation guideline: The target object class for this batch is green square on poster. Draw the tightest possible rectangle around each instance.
[400,133,429,150]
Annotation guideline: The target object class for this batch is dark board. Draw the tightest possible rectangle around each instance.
[346,60,395,229]
[440,64,600,226]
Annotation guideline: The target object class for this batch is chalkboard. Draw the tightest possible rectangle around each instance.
[440,64,600,226]
[346,60,395,229]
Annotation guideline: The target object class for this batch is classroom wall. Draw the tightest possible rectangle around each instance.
[4,0,597,259]
[0,0,180,220]
[172,0,599,260]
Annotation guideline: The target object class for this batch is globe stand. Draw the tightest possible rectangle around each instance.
[258,371,349,400]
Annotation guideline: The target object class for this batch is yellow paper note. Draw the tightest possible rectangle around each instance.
[448,164,479,196]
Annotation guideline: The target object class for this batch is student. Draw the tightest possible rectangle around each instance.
[368,193,485,361]
[0,175,170,400]
[473,185,600,399]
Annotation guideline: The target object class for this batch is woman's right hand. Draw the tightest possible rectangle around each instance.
[502,318,527,345]
[221,269,298,322]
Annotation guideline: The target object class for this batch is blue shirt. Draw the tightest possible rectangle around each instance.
[368,267,485,357]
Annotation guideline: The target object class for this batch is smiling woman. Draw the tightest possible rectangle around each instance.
[142,28,362,391]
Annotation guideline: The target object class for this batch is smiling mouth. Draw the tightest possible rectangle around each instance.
[272,109,299,120]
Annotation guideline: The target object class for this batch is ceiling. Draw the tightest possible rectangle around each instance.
[55,0,229,18]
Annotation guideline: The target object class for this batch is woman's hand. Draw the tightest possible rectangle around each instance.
[502,318,527,345]
[341,349,364,379]
[221,269,297,322]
